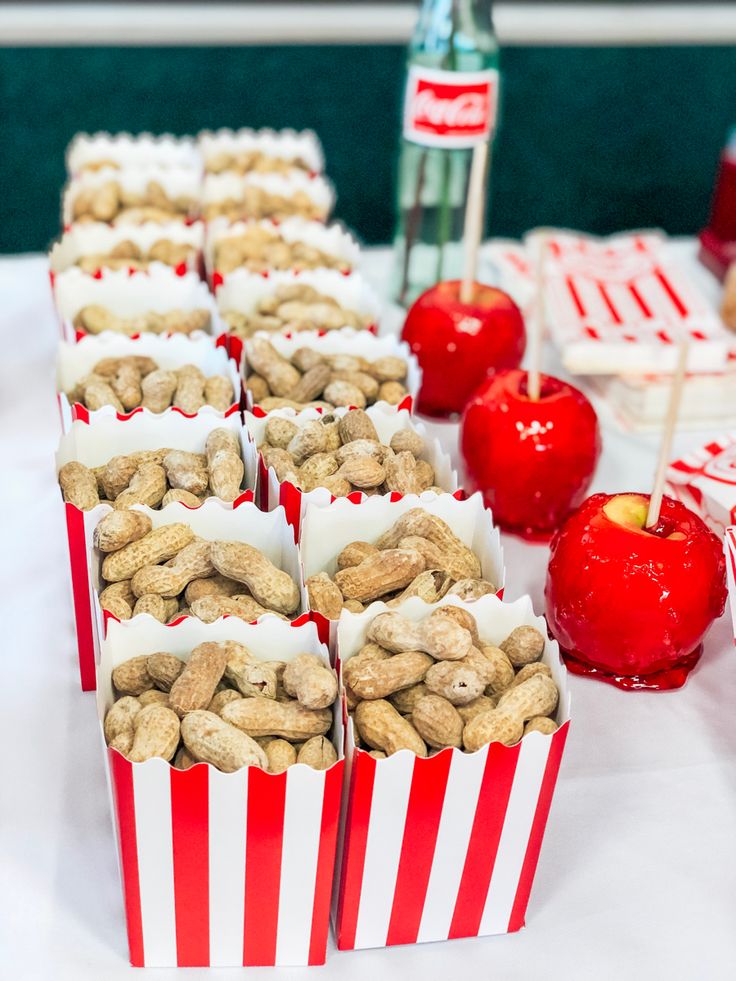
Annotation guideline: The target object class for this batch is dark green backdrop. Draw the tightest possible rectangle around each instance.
[2,44,734,253]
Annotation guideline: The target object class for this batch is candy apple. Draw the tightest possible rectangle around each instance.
[401,280,526,418]
[461,369,601,539]
[545,492,727,690]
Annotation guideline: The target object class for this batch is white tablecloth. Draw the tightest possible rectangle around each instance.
[2,248,736,981]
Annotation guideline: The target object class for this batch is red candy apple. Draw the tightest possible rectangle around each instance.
[401,281,526,418]
[545,492,727,690]
[460,369,601,539]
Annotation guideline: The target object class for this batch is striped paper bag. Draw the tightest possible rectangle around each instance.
[97,615,344,967]
[332,594,570,950]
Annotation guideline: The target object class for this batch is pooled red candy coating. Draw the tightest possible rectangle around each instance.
[460,369,601,539]
[545,492,727,690]
[401,281,526,418]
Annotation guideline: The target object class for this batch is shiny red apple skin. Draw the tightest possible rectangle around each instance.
[461,369,601,539]
[401,280,526,418]
[545,493,727,690]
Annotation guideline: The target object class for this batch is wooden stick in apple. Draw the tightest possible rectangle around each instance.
[645,339,690,529]
[526,233,548,402]
[459,141,489,304]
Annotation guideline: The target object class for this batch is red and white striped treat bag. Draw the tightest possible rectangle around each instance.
[299,492,504,648]
[198,126,324,176]
[52,265,221,343]
[56,414,257,690]
[248,403,458,539]
[202,170,334,224]
[333,592,571,951]
[206,216,361,286]
[66,131,202,175]
[49,220,205,279]
[57,333,242,432]
[62,165,202,227]
[526,229,730,374]
[96,614,343,967]
[666,431,736,535]
[725,528,736,638]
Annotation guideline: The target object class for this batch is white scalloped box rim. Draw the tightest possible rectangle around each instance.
[50,221,205,273]
[198,127,324,173]
[66,131,201,174]
[217,269,381,323]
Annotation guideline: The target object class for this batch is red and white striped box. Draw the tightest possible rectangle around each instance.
[96,614,343,967]
[725,528,736,640]
[332,593,571,950]
[49,221,205,280]
[202,171,334,224]
[299,492,505,648]
[61,165,202,226]
[56,333,242,432]
[205,216,361,287]
[248,403,458,540]
[520,230,729,375]
[56,414,258,691]
[52,265,222,344]
[66,131,202,175]
[217,270,381,363]
[666,432,736,536]
[198,127,324,176]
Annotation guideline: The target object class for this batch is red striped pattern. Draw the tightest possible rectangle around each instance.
[105,752,343,967]
[335,726,568,951]
[65,503,96,691]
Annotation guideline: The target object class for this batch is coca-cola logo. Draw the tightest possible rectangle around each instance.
[403,67,498,148]
[413,89,488,130]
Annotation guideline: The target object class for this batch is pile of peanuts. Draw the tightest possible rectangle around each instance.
[105,643,338,772]
[347,607,559,757]
[93,512,300,623]
[260,409,441,497]
[214,226,351,275]
[224,283,370,339]
[246,339,407,411]
[205,150,311,176]
[76,238,196,273]
[203,187,324,223]
[306,507,496,619]
[73,305,211,337]
[58,427,245,511]
[71,179,197,224]
[66,357,235,414]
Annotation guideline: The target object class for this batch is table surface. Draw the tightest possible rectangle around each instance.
[2,245,735,981]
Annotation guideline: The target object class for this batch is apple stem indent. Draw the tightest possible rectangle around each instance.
[646,339,690,529]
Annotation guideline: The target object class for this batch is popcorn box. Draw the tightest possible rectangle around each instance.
[725,527,736,638]
[97,615,343,967]
[56,414,258,690]
[217,270,382,363]
[66,131,202,175]
[198,127,324,175]
[52,265,221,343]
[666,432,736,536]
[49,221,205,279]
[206,217,361,286]
[243,327,418,414]
[62,165,202,227]
[56,333,242,432]
[333,593,571,950]
[248,404,458,540]
[202,171,334,224]
[299,493,505,647]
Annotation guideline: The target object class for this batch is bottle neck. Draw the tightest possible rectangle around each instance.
[413,0,496,60]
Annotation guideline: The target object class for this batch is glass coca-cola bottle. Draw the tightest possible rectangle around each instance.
[391,0,500,305]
